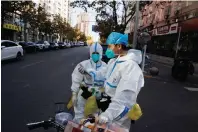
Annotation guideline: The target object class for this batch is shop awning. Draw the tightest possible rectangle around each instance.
[180,18,198,32]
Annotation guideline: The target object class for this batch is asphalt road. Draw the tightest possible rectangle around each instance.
[2,47,198,132]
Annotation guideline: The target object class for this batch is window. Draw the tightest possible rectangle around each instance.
[2,41,17,47]
[9,42,17,47]
[1,42,9,47]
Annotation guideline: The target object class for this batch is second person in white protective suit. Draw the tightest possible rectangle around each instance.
[86,32,144,132]
[71,43,107,124]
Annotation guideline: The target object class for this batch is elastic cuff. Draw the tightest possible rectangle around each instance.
[102,111,112,122]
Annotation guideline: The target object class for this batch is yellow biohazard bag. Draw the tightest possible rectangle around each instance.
[84,96,98,118]
[67,97,73,110]
[127,103,143,121]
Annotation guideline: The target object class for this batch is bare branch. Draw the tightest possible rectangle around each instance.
[126,13,134,26]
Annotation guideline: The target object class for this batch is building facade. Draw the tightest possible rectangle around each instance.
[127,1,198,61]
[32,0,70,42]
[37,0,70,21]
[2,13,22,41]
[76,13,89,36]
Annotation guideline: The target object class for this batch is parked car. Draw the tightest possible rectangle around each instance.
[35,41,50,50]
[65,42,71,48]
[70,42,75,48]
[35,41,45,50]
[79,41,84,46]
[49,42,59,50]
[44,41,50,49]
[18,41,37,53]
[75,41,79,46]
[1,40,24,61]
[57,42,66,48]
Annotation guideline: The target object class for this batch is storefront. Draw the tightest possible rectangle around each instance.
[147,23,179,58]
[178,18,198,62]
[2,24,22,41]
[1,12,22,41]
[147,20,198,62]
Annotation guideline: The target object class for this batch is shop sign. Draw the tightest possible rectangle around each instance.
[152,23,178,36]
[3,23,21,31]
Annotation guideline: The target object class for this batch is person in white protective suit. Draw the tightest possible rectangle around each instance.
[85,32,144,131]
[71,42,107,124]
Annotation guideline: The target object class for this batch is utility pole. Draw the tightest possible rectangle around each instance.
[132,1,139,49]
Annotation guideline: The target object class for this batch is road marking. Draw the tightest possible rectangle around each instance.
[20,61,44,69]
[184,87,198,91]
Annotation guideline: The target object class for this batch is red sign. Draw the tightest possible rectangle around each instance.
[171,26,177,31]
[152,23,178,36]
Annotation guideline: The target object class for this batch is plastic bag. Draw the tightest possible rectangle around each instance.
[127,103,143,121]
[84,96,98,118]
[55,112,73,126]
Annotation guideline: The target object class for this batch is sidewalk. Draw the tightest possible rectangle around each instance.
[148,53,198,76]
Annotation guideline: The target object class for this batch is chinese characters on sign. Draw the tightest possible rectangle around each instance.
[152,23,178,36]
[3,24,21,32]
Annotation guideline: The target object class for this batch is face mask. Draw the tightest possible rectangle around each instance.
[105,48,115,59]
[91,53,100,63]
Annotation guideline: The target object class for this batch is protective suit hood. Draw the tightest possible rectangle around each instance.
[90,43,103,60]
[119,49,142,64]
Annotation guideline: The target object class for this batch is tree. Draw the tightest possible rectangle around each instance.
[36,4,49,40]
[52,14,66,41]
[7,1,38,41]
[87,36,94,45]
[1,1,23,26]
[67,28,77,41]
[71,0,150,40]
[79,33,86,41]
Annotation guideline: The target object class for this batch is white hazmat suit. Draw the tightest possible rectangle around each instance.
[92,49,144,131]
[71,43,107,123]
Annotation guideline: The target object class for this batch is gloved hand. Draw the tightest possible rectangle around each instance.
[98,113,109,124]
[72,92,77,106]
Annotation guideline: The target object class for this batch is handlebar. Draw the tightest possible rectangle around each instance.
[26,118,64,131]
[27,121,46,130]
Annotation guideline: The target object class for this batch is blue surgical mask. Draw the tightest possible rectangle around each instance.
[92,53,100,63]
[105,48,115,59]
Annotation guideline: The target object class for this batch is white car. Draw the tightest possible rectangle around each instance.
[79,41,84,46]
[1,40,24,61]
[65,42,71,48]
[44,41,50,49]
[35,41,50,50]
[35,41,45,50]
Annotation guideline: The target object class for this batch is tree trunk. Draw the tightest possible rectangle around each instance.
[112,0,118,30]
[32,29,35,42]
[24,22,27,42]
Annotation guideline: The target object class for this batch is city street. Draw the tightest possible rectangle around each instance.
[2,47,198,132]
